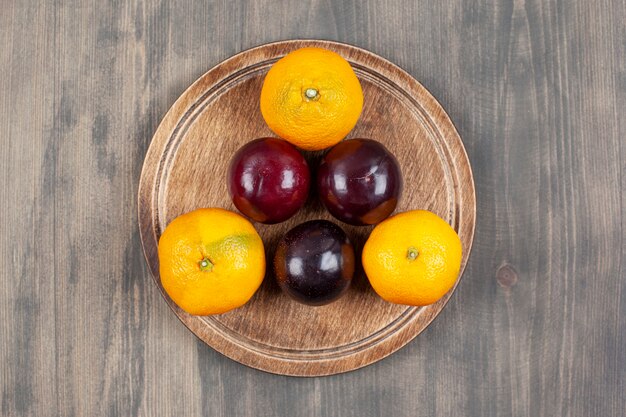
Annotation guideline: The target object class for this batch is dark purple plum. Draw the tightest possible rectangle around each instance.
[273,220,355,306]
[317,138,402,226]
[228,138,310,224]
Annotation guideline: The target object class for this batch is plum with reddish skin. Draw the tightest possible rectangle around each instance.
[317,138,403,226]
[228,138,310,224]
[274,220,355,306]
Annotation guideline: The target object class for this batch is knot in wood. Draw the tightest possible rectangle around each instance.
[496,263,518,288]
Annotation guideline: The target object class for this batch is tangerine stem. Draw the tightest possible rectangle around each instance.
[198,257,214,272]
[407,247,419,261]
[304,88,319,100]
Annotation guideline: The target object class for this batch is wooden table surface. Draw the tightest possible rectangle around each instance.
[1,1,624,416]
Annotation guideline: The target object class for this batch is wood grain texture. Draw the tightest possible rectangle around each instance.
[138,40,476,376]
[0,0,624,415]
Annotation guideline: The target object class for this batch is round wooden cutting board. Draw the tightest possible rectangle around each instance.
[138,40,476,376]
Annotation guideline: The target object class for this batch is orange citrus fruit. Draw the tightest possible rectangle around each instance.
[158,208,265,315]
[260,47,363,151]
[362,210,462,306]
